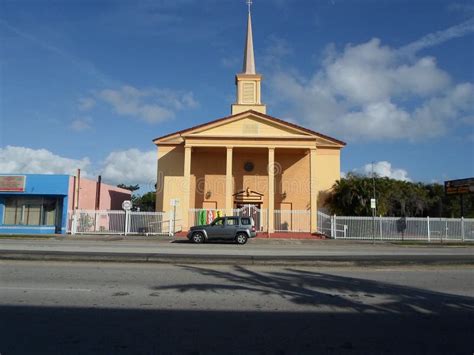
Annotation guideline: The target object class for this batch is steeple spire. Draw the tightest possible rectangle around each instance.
[231,1,266,115]
[242,4,256,74]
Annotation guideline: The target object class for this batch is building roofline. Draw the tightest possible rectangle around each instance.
[152,110,346,146]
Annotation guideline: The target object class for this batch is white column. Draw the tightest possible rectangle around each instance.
[268,147,275,234]
[225,147,233,215]
[182,146,192,230]
[310,148,318,234]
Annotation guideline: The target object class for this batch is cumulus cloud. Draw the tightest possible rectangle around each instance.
[95,85,198,124]
[0,145,158,189]
[268,24,474,142]
[0,146,91,176]
[362,161,411,181]
[100,148,157,188]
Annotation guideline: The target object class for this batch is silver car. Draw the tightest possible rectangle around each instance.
[187,216,256,245]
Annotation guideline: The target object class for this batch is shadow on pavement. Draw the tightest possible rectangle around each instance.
[1,304,472,354]
[1,267,472,354]
[151,265,474,316]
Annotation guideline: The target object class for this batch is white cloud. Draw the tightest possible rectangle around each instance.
[70,116,93,132]
[399,18,474,55]
[269,32,474,141]
[0,145,157,189]
[362,161,411,181]
[78,97,96,111]
[96,85,198,124]
[0,146,91,176]
[100,148,156,188]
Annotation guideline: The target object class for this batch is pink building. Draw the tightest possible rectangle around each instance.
[67,175,131,211]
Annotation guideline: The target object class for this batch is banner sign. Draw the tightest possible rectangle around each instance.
[444,178,474,195]
[0,175,26,192]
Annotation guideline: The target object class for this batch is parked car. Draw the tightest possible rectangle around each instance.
[187,216,256,244]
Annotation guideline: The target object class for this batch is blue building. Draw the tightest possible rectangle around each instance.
[0,174,70,234]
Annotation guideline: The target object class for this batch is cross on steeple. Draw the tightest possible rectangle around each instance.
[247,0,252,13]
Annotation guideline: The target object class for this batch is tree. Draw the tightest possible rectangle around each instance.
[132,191,156,212]
[326,174,474,217]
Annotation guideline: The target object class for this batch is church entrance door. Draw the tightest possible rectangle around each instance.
[234,203,262,231]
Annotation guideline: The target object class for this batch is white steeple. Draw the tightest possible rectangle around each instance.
[242,10,256,75]
[231,1,266,115]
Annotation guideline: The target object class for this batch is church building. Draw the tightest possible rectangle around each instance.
[153,7,345,235]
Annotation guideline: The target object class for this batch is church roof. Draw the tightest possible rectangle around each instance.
[152,109,346,146]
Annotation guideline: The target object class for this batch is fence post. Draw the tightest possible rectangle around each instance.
[332,214,337,239]
[379,215,383,240]
[124,210,130,236]
[71,212,77,235]
[427,216,430,243]
[169,210,175,237]
[461,217,465,242]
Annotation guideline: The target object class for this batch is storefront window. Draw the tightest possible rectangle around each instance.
[3,197,58,226]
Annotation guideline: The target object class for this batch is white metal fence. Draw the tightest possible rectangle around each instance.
[67,210,181,236]
[189,206,269,231]
[318,212,474,242]
[274,210,310,232]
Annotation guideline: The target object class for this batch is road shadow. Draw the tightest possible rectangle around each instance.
[1,304,472,354]
[151,265,474,315]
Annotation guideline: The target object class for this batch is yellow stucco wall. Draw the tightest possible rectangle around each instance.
[315,148,341,208]
[156,145,185,215]
[156,145,339,212]
[275,150,311,211]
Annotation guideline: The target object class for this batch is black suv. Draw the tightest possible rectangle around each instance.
[187,216,256,244]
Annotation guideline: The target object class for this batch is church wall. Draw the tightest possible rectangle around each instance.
[190,149,227,210]
[315,148,341,208]
[275,150,310,211]
[156,145,184,214]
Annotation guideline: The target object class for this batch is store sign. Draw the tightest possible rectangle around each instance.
[444,178,474,195]
[0,175,26,192]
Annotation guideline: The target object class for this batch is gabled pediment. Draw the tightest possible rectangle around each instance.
[153,110,346,147]
[187,113,312,138]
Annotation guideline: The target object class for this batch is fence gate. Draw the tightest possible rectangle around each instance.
[233,205,265,231]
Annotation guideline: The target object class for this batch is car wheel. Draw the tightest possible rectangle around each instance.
[192,232,205,244]
[235,233,248,245]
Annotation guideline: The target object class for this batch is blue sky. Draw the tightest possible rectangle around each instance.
[1,0,473,188]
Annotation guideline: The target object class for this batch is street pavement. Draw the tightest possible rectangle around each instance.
[0,237,473,265]
[0,260,473,354]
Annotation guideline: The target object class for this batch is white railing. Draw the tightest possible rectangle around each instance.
[274,210,310,232]
[189,207,268,232]
[68,210,181,236]
[318,212,474,242]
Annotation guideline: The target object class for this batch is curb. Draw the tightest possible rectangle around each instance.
[0,250,473,266]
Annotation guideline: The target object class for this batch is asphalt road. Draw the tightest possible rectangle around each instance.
[1,261,473,354]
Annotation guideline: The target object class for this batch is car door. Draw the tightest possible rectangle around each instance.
[224,217,239,240]
[207,217,225,239]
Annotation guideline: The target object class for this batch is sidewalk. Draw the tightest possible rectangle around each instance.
[0,236,473,266]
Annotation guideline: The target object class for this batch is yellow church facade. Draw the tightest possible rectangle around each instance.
[154,10,345,234]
